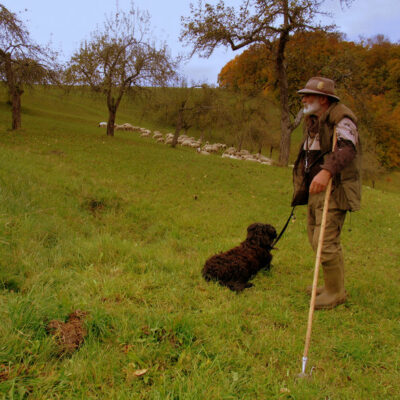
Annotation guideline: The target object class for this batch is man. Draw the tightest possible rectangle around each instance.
[292,77,361,310]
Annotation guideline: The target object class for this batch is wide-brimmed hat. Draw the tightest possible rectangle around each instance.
[298,77,340,101]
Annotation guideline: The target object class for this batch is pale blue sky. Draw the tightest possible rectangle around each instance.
[3,0,400,84]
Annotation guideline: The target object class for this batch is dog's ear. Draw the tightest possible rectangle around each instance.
[264,224,277,239]
[248,224,276,238]
[246,223,263,245]
[247,223,261,239]
[247,223,277,248]
[247,223,260,233]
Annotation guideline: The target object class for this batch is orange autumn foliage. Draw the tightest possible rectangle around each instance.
[218,31,400,168]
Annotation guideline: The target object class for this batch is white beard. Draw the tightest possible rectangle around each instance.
[303,100,321,116]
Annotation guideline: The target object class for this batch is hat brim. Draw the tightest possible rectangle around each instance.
[298,88,340,101]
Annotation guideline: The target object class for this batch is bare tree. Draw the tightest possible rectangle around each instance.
[67,5,176,137]
[0,4,58,130]
[148,77,218,147]
[169,81,219,146]
[181,0,351,165]
[219,90,273,152]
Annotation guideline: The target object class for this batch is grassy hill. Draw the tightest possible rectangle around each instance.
[0,87,399,399]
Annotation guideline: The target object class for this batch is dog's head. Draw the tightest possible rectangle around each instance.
[246,223,277,249]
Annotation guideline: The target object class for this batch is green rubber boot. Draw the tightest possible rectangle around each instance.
[306,285,325,296]
[314,259,347,310]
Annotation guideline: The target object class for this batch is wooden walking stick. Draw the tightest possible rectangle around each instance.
[298,128,337,378]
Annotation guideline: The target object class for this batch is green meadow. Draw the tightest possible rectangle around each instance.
[0,87,399,399]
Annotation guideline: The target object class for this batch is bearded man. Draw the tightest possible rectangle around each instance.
[292,77,361,310]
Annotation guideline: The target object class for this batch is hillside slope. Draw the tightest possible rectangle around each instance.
[0,88,399,399]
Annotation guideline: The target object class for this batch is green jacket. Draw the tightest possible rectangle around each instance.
[292,102,362,211]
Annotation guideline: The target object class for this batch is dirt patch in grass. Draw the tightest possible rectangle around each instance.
[46,310,89,355]
[81,195,123,216]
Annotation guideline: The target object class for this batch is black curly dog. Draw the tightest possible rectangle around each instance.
[202,223,277,292]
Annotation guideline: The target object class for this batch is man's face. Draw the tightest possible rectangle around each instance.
[302,94,323,116]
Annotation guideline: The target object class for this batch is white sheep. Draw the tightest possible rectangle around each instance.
[224,147,237,155]
[177,135,189,144]
[153,132,163,140]
[98,122,107,128]
[222,153,243,160]
[257,154,273,165]
[197,148,210,155]
[181,138,200,148]
[202,144,220,153]
[216,143,227,151]
[121,123,135,131]
[189,140,202,149]
[243,155,259,162]
[180,139,193,147]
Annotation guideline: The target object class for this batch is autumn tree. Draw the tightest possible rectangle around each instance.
[218,44,272,94]
[219,30,363,111]
[181,0,352,165]
[0,4,58,129]
[290,33,400,169]
[67,5,176,137]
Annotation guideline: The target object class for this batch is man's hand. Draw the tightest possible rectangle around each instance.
[309,169,332,194]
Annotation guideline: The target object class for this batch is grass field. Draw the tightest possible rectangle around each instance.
[0,87,399,399]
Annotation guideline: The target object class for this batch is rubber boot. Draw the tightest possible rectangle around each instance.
[314,258,346,310]
[307,284,347,296]
[306,285,325,296]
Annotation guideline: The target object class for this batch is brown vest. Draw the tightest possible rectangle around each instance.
[292,102,362,211]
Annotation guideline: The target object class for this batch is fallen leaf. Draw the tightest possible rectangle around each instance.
[134,369,148,377]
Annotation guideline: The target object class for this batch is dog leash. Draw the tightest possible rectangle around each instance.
[271,206,296,249]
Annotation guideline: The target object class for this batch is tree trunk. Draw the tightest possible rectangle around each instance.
[276,49,292,165]
[11,89,22,130]
[172,101,187,148]
[237,134,244,151]
[278,105,292,166]
[3,53,23,130]
[106,88,125,137]
[172,108,184,148]
[107,109,116,136]
[276,1,292,166]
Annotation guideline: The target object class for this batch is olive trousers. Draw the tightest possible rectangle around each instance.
[307,191,347,268]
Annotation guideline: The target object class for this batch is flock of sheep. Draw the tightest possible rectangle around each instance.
[98,122,274,165]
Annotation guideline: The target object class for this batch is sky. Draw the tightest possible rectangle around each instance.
[3,0,400,84]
